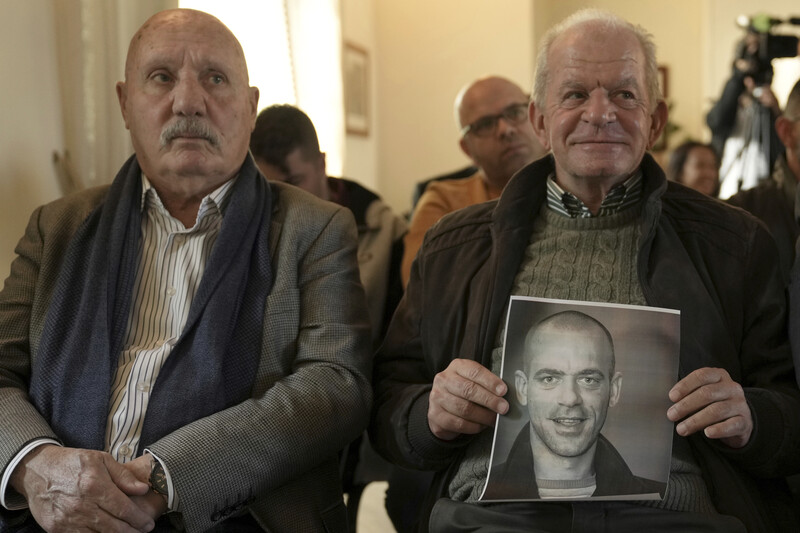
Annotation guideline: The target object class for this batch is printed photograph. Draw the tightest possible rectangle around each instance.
[480,296,680,502]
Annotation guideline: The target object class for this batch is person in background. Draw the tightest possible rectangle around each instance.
[250,104,407,349]
[0,9,371,532]
[400,76,546,286]
[706,23,797,198]
[728,78,800,283]
[371,8,800,533]
[666,141,720,197]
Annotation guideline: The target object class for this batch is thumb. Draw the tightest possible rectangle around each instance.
[105,456,151,496]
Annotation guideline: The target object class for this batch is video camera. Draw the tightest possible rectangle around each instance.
[734,13,800,86]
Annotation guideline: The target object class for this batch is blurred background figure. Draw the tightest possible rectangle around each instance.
[401,76,545,287]
[251,104,407,350]
[707,13,799,199]
[666,141,721,197]
[728,78,800,284]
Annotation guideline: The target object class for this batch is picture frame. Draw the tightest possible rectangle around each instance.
[343,41,369,136]
[653,65,670,152]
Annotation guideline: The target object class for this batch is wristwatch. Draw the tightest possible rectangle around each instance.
[149,456,169,498]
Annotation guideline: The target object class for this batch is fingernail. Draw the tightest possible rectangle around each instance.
[676,422,686,435]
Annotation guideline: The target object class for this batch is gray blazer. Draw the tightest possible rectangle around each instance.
[0,178,372,532]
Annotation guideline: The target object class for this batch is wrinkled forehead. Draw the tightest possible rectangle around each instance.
[550,24,645,82]
[125,10,248,80]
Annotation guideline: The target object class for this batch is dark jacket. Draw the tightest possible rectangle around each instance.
[371,154,800,533]
[482,425,665,500]
[727,154,799,284]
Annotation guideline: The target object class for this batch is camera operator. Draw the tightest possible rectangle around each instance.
[707,15,800,199]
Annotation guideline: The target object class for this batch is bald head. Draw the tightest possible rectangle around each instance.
[524,310,616,375]
[453,76,544,191]
[124,9,249,84]
[454,76,528,131]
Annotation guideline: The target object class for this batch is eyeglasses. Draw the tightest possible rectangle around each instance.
[460,103,529,138]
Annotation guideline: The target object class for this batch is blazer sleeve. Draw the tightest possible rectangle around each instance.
[0,206,63,474]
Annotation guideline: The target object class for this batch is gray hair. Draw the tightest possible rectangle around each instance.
[532,9,661,112]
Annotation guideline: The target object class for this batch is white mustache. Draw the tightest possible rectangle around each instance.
[160,118,220,148]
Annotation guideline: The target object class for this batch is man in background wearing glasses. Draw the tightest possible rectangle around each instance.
[400,76,545,286]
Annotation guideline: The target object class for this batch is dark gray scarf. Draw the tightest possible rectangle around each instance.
[28,154,272,451]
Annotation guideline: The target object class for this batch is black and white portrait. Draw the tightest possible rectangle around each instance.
[480,296,679,502]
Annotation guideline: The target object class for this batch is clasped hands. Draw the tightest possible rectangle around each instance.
[427,359,753,449]
[9,445,168,533]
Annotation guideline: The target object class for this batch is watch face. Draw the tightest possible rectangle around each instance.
[150,459,168,496]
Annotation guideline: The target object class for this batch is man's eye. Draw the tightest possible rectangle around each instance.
[565,92,586,100]
[210,74,225,85]
[151,73,171,83]
[539,376,558,386]
[578,376,601,387]
[617,91,635,99]
[472,117,495,134]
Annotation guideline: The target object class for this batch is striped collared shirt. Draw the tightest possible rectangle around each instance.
[104,175,235,463]
[546,171,643,217]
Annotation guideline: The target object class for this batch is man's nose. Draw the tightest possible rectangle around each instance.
[496,115,520,138]
[172,78,207,116]
[582,90,616,126]
[556,379,583,407]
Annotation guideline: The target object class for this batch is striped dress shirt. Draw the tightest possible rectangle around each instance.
[104,175,235,462]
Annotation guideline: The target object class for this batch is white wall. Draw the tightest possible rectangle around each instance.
[371,0,535,215]
[341,0,379,192]
[0,1,63,280]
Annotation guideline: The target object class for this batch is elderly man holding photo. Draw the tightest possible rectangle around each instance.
[371,8,800,533]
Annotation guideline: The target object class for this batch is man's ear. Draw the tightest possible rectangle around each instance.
[514,370,528,406]
[647,100,669,149]
[530,101,551,151]
[459,136,474,161]
[248,86,260,128]
[775,116,795,148]
[608,372,622,408]
[116,81,130,130]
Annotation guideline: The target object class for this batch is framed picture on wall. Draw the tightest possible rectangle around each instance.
[343,41,369,136]
[653,65,670,152]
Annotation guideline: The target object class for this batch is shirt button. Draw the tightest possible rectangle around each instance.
[166,287,177,297]
[136,382,151,393]
[118,444,132,457]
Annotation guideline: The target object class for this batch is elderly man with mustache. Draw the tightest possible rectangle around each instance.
[0,8,370,533]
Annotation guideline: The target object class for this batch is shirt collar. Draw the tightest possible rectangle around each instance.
[546,170,643,218]
[139,174,237,221]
